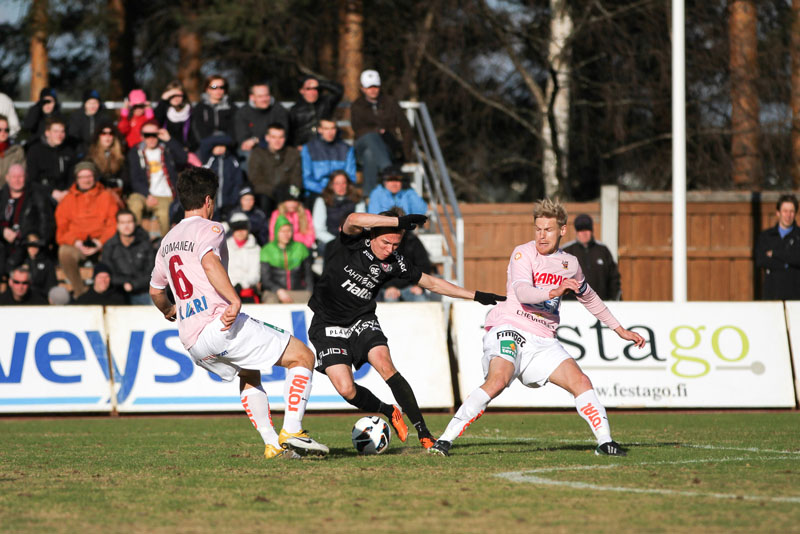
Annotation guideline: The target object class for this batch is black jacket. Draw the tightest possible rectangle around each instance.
[755,224,800,300]
[25,139,77,194]
[233,101,290,145]
[127,138,187,198]
[68,108,113,157]
[0,288,47,305]
[0,183,55,244]
[154,100,199,151]
[24,251,58,298]
[288,79,343,146]
[74,287,126,306]
[102,226,155,295]
[562,239,621,301]
[191,94,238,142]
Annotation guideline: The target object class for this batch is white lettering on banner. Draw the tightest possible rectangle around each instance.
[0,303,453,413]
[452,301,796,408]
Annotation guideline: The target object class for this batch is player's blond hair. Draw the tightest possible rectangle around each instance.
[533,198,568,227]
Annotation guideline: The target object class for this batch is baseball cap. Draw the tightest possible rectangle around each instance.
[229,212,251,231]
[360,70,381,88]
[380,165,404,181]
[239,186,255,198]
[574,214,593,232]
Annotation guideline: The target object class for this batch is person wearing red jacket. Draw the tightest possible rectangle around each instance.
[55,161,119,297]
[118,89,155,148]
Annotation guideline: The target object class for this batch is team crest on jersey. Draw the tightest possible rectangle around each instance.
[380,262,391,272]
[514,252,522,260]
[369,264,381,277]
[562,260,569,269]
[500,339,518,359]
[211,225,222,233]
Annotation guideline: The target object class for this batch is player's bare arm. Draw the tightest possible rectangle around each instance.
[149,286,177,322]
[342,212,428,235]
[614,326,646,349]
[418,273,506,305]
[201,250,241,330]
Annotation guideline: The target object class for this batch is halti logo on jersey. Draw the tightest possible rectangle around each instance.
[500,340,517,359]
[533,272,564,286]
[179,296,209,320]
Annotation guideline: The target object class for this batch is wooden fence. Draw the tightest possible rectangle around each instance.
[451,191,790,301]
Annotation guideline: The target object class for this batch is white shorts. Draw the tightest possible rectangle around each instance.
[481,324,572,389]
[188,313,292,382]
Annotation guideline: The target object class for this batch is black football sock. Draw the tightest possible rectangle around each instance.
[386,372,429,437]
[348,383,394,420]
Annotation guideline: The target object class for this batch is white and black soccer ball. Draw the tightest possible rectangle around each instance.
[351,416,391,455]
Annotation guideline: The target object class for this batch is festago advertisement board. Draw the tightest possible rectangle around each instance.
[104,302,451,412]
[451,301,796,408]
[782,302,800,405]
[0,306,114,413]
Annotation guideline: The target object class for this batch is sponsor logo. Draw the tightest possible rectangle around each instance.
[496,330,526,347]
[344,265,376,288]
[341,279,373,299]
[533,272,565,286]
[580,403,603,430]
[500,339,517,359]
[562,260,569,269]
[362,243,374,260]
[178,295,209,320]
[326,326,354,338]
[319,347,347,359]
[380,263,391,272]
[514,252,522,260]
[260,320,285,333]
[211,226,222,233]
[369,265,381,277]
[286,374,310,412]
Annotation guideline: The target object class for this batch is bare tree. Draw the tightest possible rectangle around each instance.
[792,0,800,188]
[107,0,134,100]
[177,3,202,101]
[729,0,760,189]
[338,0,364,104]
[29,0,49,100]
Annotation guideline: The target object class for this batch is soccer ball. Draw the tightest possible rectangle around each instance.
[351,416,391,455]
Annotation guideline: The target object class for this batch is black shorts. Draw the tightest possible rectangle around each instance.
[308,314,388,373]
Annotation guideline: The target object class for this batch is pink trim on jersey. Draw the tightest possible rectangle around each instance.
[150,216,231,350]
[484,240,620,337]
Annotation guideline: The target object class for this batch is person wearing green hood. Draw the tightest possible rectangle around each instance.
[260,214,314,304]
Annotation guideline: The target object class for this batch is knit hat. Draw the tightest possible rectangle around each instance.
[74,161,98,178]
[229,212,251,231]
[82,89,101,104]
[39,87,57,101]
[360,69,381,88]
[276,183,302,204]
[574,214,593,232]
[128,89,147,106]
[93,263,112,278]
[239,186,255,198]
[380,165,404,181]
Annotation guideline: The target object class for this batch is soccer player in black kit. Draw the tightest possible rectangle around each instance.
[308,207,505,448]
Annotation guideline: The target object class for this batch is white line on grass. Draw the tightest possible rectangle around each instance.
[495,456,800,503]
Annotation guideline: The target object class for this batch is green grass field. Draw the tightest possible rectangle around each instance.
[2,412,799,533]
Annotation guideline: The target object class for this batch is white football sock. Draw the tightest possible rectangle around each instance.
[282,367,312,434]
[575,389,612,445]
[439,387,491,443]
[241,386,280,447]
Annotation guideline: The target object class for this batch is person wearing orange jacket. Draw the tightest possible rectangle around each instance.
[55,161,119,297]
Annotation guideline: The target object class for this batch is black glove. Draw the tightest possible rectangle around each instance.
[397,214,428,231]
[474,290,506,306]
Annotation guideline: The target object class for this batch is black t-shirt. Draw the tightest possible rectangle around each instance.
[309,231,422,325]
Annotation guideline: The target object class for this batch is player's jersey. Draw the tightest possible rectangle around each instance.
[150,216,231,350]
[485,240,620,337]
[308,231,422,326]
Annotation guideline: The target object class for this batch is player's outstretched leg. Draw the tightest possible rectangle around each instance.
[549,359,626,456]
[276,337,330,456]
[239,373,301,460]
[326,363,407,441]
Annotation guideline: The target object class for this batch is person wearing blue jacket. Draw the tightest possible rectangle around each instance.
[198,132,244,221]
[300,117,356,206]
[367,165,427,216]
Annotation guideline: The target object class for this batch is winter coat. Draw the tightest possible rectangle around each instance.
[301,136,356,195]
[154,100,199,151]
[0,182,54,244]
[23,94,62,141]
[24,250,57,298]
[192,94,238,142]
[101,226,155,294]
[233,100,290,145]
[198,133,244,212]
[367,185,427,216]
[227,232,261,289]
[260,215,313,292]
[248,145,302,198]
[229,207,270,247]
[0,288,47,305]
[68,107,113,157]
[55,182,119,246]
[25,139,76,194]
[350,93,413,161]
[288,79,344,146]
[268,208,315,249]
[755,223,800,300]
[127,138,187,198]
[562,239,622,301]
[118,107,156,148]
[74,287,126,306]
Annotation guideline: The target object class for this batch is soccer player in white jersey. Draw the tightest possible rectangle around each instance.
[149,167,329,460]
[429,198,645,457]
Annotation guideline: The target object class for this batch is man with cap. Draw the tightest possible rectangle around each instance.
[289,75,343,147]
[55,161,119,298]
[74,262,125,305]
[350,69,414,195]
[367,165,427,216]
[562,213,621,301]
[102,208,155,305]
[227,211,262,303]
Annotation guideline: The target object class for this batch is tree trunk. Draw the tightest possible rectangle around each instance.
[542,0,572,198]
[29,0,49,101]
[399,4,436,101]
[337,0,364,105]
[177,21,202,102]
[729,0,760,189]
[792,0,800,188]
[107,0,135,100]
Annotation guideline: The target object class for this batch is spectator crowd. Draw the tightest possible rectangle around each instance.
[0,69,435,306]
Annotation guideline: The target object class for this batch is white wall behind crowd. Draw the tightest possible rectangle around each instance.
[0,302,797,413]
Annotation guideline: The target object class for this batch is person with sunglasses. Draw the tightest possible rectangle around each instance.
[192,74,238,144]
[23,87,62,145]
[288,75,343,148]
[86,122,128,193]
[0,114,25,187]
[0,265,46,305]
